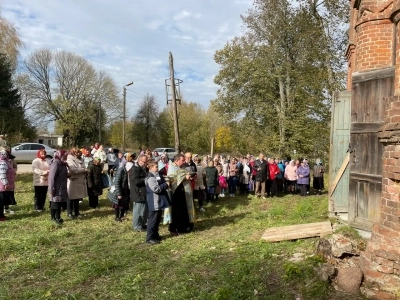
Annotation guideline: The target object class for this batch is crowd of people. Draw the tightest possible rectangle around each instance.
[0,138,326,245]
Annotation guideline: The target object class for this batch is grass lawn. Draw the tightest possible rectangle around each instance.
[0,174,365,300]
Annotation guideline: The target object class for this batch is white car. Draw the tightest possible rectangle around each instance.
[11,143,56,162]
[153,148,178,160]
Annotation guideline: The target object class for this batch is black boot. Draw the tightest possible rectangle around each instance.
[115,208,122,222]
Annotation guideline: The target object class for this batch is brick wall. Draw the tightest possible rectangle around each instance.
[348,1,400,298]
[354,1,394,72]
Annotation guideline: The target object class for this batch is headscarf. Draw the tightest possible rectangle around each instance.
[36,149,47,160]
[81,148,90,157]
[54,149,68,164]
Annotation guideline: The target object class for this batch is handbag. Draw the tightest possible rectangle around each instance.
[248,179,255,191]
[101,173,111,189]
[107,185,118,204]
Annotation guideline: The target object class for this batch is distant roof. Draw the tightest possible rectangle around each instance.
[37,134,64,137]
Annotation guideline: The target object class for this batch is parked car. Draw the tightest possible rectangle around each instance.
[11,143,57,162]
[152,147,178,160]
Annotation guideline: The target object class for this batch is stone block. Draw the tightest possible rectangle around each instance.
[329,234,357,257]
[377,265,394,274]
[336,267,363,295]
[363,289,397,300]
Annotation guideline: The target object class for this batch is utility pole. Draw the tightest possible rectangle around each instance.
[98,101,101,143]
[122,81,133,152]
[169,52,180,152]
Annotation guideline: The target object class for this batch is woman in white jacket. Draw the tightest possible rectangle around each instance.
[31,149,49,212]
[66,148,88,219]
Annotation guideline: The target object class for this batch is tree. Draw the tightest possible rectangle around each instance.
[156,99,212,154]
[13,73,42,127]
[0,54,35,142]
[213,0,347,157]
[23,48,121,146]
[0,13,23,69]
[175,101,211,153]
[131,94,160,149]
[215,126,233,154]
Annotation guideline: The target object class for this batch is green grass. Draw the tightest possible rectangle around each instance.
[0,175,365,300]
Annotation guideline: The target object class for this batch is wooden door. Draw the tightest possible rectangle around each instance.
[348,67,394,231]
[329,91,351,214]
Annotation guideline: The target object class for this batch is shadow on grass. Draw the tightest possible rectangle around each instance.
[195,212,248,231]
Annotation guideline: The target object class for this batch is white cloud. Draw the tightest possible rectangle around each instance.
[173,10,192,20]
[1,0,253,116]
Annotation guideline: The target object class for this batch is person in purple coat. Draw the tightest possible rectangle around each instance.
[296,160,310,196]
[48,150,69,224]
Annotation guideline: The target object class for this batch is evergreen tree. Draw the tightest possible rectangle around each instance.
[0,53,36,142]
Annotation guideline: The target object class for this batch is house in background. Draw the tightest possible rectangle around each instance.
[36,133,63,147]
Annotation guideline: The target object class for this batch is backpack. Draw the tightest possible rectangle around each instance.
[219,176,227,189]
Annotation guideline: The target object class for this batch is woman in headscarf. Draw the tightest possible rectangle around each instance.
[284,160,298,195]
[48,150,69,224]
[66,147,88,219]
[1,146,17,214]
[32,149,49,212]
[152,151,161,162]
[297,160,310,196]
[0,150,16,221]
[313,158,325,195]
[87,157,103,209]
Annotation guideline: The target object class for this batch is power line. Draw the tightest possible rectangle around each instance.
[174,61,214,84]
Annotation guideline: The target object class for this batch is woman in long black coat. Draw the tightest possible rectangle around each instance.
[48,150,69,224]
[109,164,130,221]
[87,158,103,208]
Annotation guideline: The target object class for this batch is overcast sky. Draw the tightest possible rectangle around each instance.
[1,0,253,118]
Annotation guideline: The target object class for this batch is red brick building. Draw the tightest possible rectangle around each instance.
[347,1,400,298]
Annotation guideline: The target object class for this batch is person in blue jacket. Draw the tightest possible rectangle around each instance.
[145,159,170,244]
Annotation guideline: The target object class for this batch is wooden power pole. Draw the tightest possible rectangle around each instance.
[169,52,180,152]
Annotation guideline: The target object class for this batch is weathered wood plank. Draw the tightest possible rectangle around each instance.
[352,67,394,83]
[351,122,384,133]
[350,172,382,182]
[330,152,350,196]
[261,222,332,242]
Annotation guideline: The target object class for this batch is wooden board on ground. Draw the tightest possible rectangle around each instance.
[261,221,332,242]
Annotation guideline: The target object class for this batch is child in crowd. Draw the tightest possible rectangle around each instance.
[145,159,170,244]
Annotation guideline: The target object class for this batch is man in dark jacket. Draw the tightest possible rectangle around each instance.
[129,154,148,232]
[254,153,269,199]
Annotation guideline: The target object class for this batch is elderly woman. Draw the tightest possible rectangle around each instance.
[109,153,134,221]
[0,150,16,221]
[32,149,49,212]
[284,160,298,195]
[48,150,69,224]
[87,157,103,209]
[67,148,88,219]
[93,145,107,169]
[82,148,93,169]
[296,160,310,196]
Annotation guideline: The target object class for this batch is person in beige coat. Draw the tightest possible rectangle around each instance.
[32,149,49,212]
[66,148,88,219]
